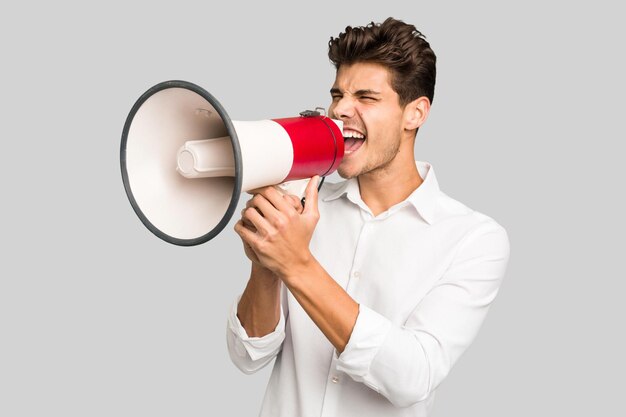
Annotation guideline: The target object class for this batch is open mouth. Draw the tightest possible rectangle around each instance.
[343,128,366,155]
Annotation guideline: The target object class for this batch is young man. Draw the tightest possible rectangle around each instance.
[227,18,510,417]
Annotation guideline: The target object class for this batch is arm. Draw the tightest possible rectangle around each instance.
[280,257,359,353]
[237,264,282,337]
[226,278,287,374]
[226,263,289,375]
[336,222,510,406]
[226,195,302,374]
[235,177,358,353]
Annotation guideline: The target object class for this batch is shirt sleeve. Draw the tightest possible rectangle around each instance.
[336,219,510,407]
[226,285,288,374]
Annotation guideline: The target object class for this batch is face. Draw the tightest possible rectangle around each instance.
[328,62,407,179]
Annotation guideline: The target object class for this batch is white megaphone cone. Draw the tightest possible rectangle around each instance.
[120,80,344,246]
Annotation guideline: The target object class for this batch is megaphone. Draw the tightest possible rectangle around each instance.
[120,80,344,246]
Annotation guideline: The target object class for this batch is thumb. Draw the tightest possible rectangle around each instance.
[303,175,320,215]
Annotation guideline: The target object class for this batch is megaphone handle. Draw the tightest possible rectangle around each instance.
[274,177,326,207]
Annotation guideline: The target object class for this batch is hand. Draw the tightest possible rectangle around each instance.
[234,176,321,279]
[236,187,304,267]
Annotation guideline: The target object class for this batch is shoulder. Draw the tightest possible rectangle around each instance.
[435,190,510,258]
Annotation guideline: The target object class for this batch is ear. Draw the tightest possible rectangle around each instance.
[402,96,431,131]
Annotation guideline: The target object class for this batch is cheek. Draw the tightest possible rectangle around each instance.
[328,102,337,118]
[367,109,401,133]
[361,112,386,136]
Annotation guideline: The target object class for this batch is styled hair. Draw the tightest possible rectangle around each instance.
[328,17,437,106]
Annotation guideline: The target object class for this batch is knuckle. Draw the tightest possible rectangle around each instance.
[290,196,302,209]
[251,194,262,205]
[273,216,287,230]
[261,232,270,243]
[266,187,278,197]
[254,240,264,251]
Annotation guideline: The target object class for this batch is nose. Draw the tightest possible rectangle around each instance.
[330,96,356,120]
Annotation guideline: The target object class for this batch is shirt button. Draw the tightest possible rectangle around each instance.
[353,271,360,278]
[331,376,340,383]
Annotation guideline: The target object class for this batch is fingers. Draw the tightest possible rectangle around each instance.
[247,193,282,223]
[284,194,304,214]
[247,192,302,213]
[242,183,308,243]
[247,190,303,226]
[234,219,260,245]
[303,175,320,215]
[263,186,300,212]
[241,205,273,236]
[247,185,274,195]
[241,215,257,232]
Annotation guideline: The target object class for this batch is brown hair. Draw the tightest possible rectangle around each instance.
[328,17,437,106]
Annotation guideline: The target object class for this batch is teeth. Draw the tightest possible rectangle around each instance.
[343,130,365,139]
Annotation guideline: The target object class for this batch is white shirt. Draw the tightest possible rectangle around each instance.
[227,161,510,417]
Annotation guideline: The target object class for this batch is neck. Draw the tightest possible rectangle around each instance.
[357,143,423,217]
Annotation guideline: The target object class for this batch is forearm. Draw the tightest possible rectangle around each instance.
[279,258,359,353]
[237,264,282,337]
[236,180,358,351]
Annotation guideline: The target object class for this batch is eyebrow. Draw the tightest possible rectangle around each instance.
[330,88,382,96]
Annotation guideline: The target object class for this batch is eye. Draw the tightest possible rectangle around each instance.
[360,96,378,102]
[331,94,342,101]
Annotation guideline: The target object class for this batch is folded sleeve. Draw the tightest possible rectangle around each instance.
[226,286,288,374]
[336,220,510,407]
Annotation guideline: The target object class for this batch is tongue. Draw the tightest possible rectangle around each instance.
[344,137,365,151]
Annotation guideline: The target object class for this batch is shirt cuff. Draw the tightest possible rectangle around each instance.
[227,295,286,361]
[336,304,392,387]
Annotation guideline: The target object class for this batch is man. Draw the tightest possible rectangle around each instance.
[226,17,510,417]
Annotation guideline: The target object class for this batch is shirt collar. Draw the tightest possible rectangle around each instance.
[322,161,440,224]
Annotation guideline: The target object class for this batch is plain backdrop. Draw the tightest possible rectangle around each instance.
[1,1,624,416]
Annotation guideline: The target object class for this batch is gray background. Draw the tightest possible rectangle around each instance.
[1,0,624,416]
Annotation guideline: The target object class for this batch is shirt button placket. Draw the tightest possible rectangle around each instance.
[347,220,369,295]
[320,357,342,417]
[322,217,370,417]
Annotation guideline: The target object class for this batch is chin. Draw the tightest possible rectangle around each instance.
[337,163,359,179]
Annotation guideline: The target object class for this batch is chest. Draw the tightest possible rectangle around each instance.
[310,204,462,324]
